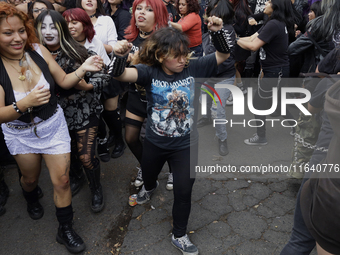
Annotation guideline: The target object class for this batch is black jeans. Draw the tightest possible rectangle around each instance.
[142,138,197,237]
[253,66,295,137]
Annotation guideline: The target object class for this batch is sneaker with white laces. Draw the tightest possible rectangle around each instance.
[237,82,247,95]
[166,173,173,190]
[226,93,233,106]
[134,167,144,187]
[244,133,268,146]
[171,234,198,255]
[136,181,159,204]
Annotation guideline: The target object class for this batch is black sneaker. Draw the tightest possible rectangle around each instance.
[56,222,86,254]
[244,133,268,146]
[134,167,144,187]
[218,139,229,156]
[166,173,173,191]
[97,138,110,162]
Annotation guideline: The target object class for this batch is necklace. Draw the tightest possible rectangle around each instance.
[48,47,61,56]
[76,38,86,43]
[139,30,153,36]
[3,58,26,81]
[89,13,96,18]
[0,52,25,67]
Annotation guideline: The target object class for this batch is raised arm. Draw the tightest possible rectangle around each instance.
[206,16,231,65]
[110,40,138,83]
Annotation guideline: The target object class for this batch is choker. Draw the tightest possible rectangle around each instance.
[76,38,86,43]
[0,52,25,66]
[49,47,61,56]
[89,13,96,18]
[139,30,153,36]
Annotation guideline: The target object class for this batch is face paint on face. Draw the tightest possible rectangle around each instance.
[41,15,60,47]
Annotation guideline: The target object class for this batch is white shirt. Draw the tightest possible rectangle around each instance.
[84,36,111,65]
[94,15,117,53]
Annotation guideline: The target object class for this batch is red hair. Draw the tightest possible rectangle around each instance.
[0,2,38,51]
[124,0,168,42]
[63,8,95,42]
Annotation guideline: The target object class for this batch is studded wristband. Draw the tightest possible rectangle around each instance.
[13,102,24,115]
[209,29,232,54]
[109,54,128,77]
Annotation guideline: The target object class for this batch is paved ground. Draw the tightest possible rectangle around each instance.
[0,82,318,255]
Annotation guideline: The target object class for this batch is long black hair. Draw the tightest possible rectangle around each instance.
[308,0,340,42]
[233,0,252,23]
[268,0,295,42]
[206,0,234,25]
[35,10,88,63]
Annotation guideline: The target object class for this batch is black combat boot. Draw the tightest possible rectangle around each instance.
[84,164,104,212]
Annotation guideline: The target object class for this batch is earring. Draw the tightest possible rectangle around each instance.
[135,22,139,29]
[155,24,158,30]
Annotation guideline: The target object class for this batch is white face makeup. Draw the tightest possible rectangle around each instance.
[41,15,59,47]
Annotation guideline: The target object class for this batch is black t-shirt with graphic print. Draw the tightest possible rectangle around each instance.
[134,53,218,150]
[257,19,290,69]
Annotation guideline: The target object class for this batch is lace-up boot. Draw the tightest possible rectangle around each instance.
[56,222,86,253]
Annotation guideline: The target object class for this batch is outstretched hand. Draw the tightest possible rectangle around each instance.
[207,16,223,32]
[113,40,133,57]
[82,55,103,72]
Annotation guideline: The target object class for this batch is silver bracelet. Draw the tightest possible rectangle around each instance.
[74,70,83,80]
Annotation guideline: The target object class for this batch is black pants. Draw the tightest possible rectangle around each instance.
[142,138,197,237]
[253,66,295,137]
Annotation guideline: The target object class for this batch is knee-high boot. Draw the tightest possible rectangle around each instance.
[103,109,126,158]
[69,159,85,197]
[84,164,104,212]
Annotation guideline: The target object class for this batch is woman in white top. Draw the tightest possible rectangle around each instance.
[76,0,126,161]
[0,3,103,253]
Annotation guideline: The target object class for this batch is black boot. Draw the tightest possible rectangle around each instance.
[111,135,126,158]
[97,138,110,162]
[22,186,44,220]
[0,179,9,206]
[69,164,85,197]
[103,109,125,158]
[56,205,86,254]
[84,165,104,213]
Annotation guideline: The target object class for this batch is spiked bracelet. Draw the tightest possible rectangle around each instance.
[110,54,128,77]
[209,29,232,54]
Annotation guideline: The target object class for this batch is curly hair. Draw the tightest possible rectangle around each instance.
[0,2,38,51]
[124,0,168,42]
[175,0,200,15]
[63,8,96,42]
[136,27,190,66]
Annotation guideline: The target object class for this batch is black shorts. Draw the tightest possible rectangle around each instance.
[126,89,147,118]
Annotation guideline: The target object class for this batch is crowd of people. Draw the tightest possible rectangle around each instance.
[0,0,340,254]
